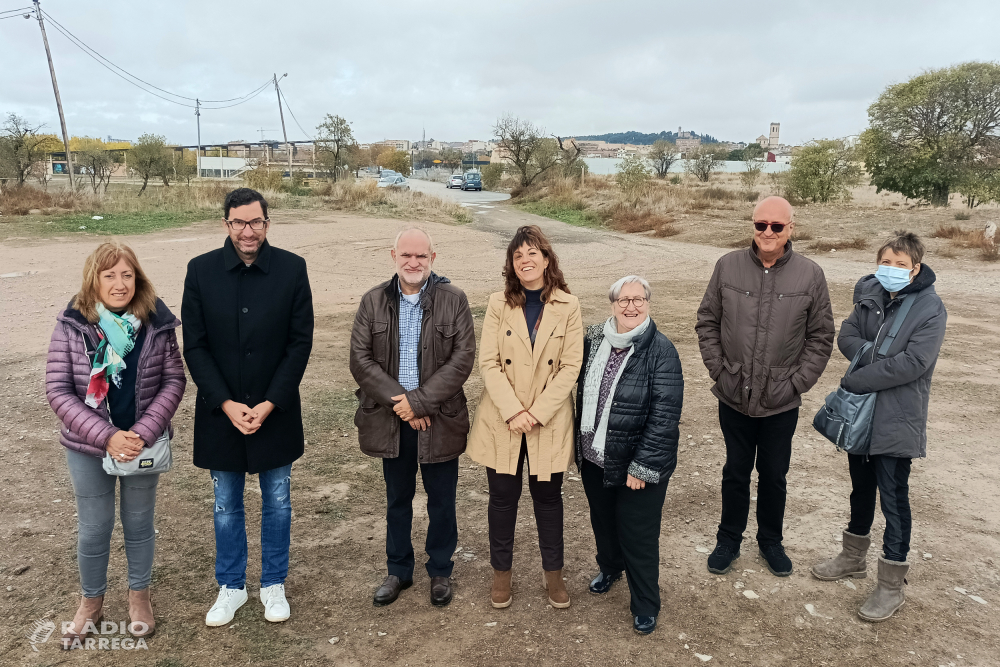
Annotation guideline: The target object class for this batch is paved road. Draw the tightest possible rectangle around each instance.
[407,176,510,205]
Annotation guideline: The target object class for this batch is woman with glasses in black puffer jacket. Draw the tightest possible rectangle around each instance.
[575,275,683,636]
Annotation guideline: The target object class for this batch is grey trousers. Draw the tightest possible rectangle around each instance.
[66,449,159,598]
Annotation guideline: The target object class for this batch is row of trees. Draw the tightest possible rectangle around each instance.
[0,114,197,196]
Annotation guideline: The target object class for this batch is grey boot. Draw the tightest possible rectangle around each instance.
[811,531,870,581]
[858,556,908,622]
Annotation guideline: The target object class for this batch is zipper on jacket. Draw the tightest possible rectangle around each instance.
[131,320,170,428]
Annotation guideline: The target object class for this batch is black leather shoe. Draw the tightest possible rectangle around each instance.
[589,571,622,595]
[759,544,793,577]
[373,575,412,606]
[633,615,657,635]
[707,544,741,574]
[430,576,453,607]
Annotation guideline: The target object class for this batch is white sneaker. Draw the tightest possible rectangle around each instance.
[260,583,290,622]
[205,585,248,627]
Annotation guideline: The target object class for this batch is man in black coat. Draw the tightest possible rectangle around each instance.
[182,188,313,628]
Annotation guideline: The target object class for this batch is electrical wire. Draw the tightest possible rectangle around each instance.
[277,85,313,139]
[0,6,33,16]
[0,8,33,20]
[40,8,273,107]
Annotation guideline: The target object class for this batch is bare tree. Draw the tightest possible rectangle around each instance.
[77,138,124,194]
[556,136,585,176]
[315,114,355,182]
[739,155,765,191]
[684,146,725,182]
[0,114,50,189]
[493,115,562,187]
[648,139,679,178]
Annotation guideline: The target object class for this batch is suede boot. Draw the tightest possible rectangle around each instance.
[128,588,156,638]
[859,557,908,622]
[542,570,570,609]
[61,595,103,649]
[491,569,512,609]
[811,531,871,581]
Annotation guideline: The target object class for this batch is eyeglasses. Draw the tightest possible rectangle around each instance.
[754,221,787,233]
[226,218,268,231]
[615,297,648,308]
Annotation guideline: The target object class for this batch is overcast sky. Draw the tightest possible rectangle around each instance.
[2,0,998,147]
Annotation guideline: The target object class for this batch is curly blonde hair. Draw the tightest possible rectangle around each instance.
[73,240,158,324]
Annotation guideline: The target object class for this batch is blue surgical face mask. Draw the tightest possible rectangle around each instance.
[875,265,912,292]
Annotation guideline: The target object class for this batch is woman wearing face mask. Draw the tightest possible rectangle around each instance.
[575,276,683,635]
[46,241,185,646]
[467,225,583,610]
[811,231,947,622]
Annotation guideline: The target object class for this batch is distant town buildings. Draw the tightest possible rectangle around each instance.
[675,127,702,152]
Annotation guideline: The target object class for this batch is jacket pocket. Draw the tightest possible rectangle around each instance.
[715,358,745,409]
[434,324,458,366]
[761,365,800,410]
[355,387,381,413]
[372,321,389,363]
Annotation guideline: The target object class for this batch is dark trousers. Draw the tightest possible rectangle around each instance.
[581,459,668,617]
[486,437,564,571]
[382,422,459,580]
[716,401,798,548]
[847,454,912,562]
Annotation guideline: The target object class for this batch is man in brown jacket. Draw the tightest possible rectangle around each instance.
[350,228,476,607]
[695,196,834,577]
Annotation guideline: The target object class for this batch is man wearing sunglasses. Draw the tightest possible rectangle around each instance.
[695,195,834,579]
[182,187,314,627]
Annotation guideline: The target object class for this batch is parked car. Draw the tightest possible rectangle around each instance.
[461,172,482,191]
[447,174,464,189]
[379,170,399,179]
[377,175,410,191]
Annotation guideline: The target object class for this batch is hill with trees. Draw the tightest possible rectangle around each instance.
[572,130,720,144]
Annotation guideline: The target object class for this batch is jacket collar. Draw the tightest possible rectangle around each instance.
[382,272,450,311]
[588,317,659,353]
[749,240,794,269]
[57,297,180,333]
[854,264,937,306]
[223,236,271,273]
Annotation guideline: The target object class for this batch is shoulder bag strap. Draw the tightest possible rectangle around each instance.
[877,292,917,358]
[847,341,874,375]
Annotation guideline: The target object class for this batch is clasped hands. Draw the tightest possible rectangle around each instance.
[106,430,145,462]
[507,410,538,435]
[391,394,430,431]
[222,399,276,435]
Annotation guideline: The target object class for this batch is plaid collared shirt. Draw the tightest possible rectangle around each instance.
[397,282,426,391]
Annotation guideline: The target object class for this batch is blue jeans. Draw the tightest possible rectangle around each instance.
[210,465,292,588]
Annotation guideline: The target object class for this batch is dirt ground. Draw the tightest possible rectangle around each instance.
[1,198,998,666]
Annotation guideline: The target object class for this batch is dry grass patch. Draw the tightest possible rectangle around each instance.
[931,224,999,261]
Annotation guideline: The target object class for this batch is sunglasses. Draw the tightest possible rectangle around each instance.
[753,221,787,233]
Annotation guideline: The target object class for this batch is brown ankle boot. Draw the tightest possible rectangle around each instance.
[128,588,156,638]
[543,570,570,609]
[491,569,512,608]
[61,595,104,649]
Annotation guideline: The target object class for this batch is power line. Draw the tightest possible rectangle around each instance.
[0,6,33,16]
[277,85,312,139]
[39,8,273,107]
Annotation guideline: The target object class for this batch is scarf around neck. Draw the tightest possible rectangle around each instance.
[580,316,650,455]
[85,303,142,408]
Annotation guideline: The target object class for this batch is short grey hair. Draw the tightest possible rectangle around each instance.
[609,275,651,302]
[394,227,434,253]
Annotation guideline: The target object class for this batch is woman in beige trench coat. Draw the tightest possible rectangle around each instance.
[467,225,583,610]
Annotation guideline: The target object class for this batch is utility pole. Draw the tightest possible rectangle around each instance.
[274,73,290,178]
[195,98,201,179]
[33,0,74,189]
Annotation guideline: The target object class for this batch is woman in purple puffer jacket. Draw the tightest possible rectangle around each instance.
[46,240,185,648]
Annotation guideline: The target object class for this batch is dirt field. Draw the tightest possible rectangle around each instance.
[1,198,998,666]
